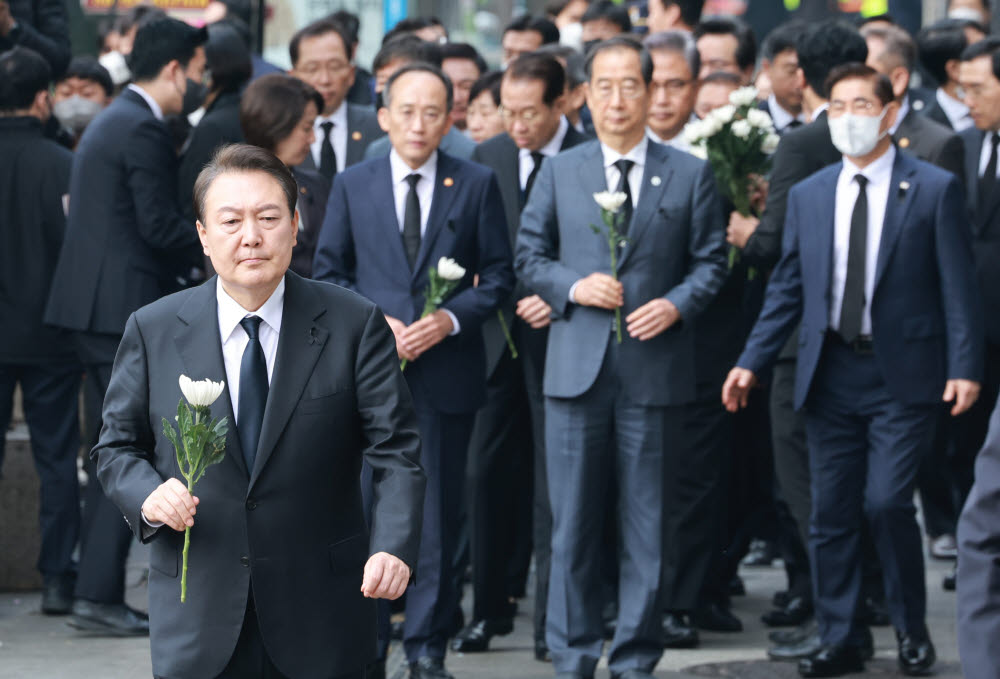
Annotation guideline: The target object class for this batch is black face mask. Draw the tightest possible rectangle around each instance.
[373,90,384,114]
[182,78,207,115]
[582,39,601,56]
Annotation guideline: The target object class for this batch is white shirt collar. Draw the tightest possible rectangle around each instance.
[127,83,164,121]
[812,102,830,122]
[315,99,348,130]
[767,93,806,131]
[841,144,896,187]
[600,136,648,170]
[389,148,438,186]
[936,87,972,130]
[520,116,569,160]
[216,276,285,345]
[888,95,910,136]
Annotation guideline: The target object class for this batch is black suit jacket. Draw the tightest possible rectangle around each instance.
[922,96,955,131]
[893,107,966,184]
[0,117,75,364]
[45,88,200,338]
[93,272,425,679]
[0,0,70,74]
[297,103,384,173]
[289,166,332,278]
[178,91,245,224]
[961,127,1000,345]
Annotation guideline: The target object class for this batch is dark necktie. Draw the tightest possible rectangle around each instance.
[838,174,869,344]
[522,151,545,205]
[238,316,268,471]
[613,158,635,234]
[978,132,999,218]
[402,173,422,268]
[319,121,337,180]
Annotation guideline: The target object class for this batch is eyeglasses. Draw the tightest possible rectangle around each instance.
[591,79,645,100]
[499,106,545,123]
[828,97,880,115]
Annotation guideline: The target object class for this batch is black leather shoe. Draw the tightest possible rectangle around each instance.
[762,596,814,627]
[662,613,699,649]
[554,674,590,679]
[769,632,823,661]
[942,565,957,591]
[534,637,551,662]
[743,539,778,566]
[861,596,890,626]
[41,573,75,615]
[450,617,514,652]
[68,600,149,636]
[365,660,386,679]
[797,645,865,677]
[693,602,743,632]
[409,656,454,679]
[773,590,791,609]
[898,633,936,676]
[770,619,817,645]
[610,671,656,679]
[391,618,405,640]
[729,575,746,596]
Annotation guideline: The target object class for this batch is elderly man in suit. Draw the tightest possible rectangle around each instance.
[517,36,728,679]
[313,63,514,679]
[461,51,587,660]
[92,143,425,679]
[724,64,982,677]
[289,18,383,180]
[44,16,206,636]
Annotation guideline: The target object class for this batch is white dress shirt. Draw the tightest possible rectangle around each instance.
[310,101,349,172]
[936,88,974,132]
[978,130,1000,179]
[518,116,569,190]
[767,94,806,133]
[829,146,896,336]
[127,83,163,121]
[217,277,283,423]
[647,113,698,153]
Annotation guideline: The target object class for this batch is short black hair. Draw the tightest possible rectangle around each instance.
[128,16,207,83]
[58,56,113,97]
[373,34,443,72]
[328,10,360,46]
[700,70,742,88]
[581,1,632,34]
[796,20,868,96]
[383,16,448,45]
[535,43,589,88]
[825,62,895,105]
[917,19,969,86]
[240,73,323,152]
[205,22,252,95]
[470,70,503,107]
[585,36,654,84]
[693,15,757,72]
[644,30,700,79]
[762,21,804,62]
[440,42,488,76]
[505,52,566,106]
[504,14,561,45]
[651,0,705,27]
[0,47,52,113]
[289,19,353,67]
[193,144,298,224]
[383,62,454,112]
[960,35,1000,81]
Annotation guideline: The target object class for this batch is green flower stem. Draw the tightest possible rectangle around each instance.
[497,310,518,359]
[181,519,191,603]
[610,246,623,344]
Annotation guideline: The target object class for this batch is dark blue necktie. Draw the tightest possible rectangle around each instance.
[238,316,268,471]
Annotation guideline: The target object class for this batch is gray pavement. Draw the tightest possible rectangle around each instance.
[0,541,963,679]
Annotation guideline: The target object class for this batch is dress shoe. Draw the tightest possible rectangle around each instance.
[728,575,746,596]
[41,573,75,615]
[610,671,656,679]
[408,656,454,679]
[771,630,873,662]
[743,539,778,566]
[860,596,890,626]
[797,645,865,677]
[898,633,936,676]
[929,533,958,560]
[554,674,591,679]
[534,637,551,662]
[365,660,386,679]
[773,590,791,609]
[692,602,743,632]
[662,613,699,649]
[770,619,817,645]
[391,618,405,640]
[943,565,957,591]
[450,617,513,652]
[761,596,813,627]
[68,600,149,636]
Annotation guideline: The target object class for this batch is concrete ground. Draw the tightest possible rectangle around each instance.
[0,541,963,679]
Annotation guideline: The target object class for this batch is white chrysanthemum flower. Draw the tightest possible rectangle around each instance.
[731,120,752,140]
[729,86,758,107]
[711,104,736,126]
[681,120,705,145]
[687,143,708,160]
[700,114,724,138]
[746,108,774,130]
[761,133,781,154]
[179,375,225,407]
[593,191,629,213]
[436,257,467,281]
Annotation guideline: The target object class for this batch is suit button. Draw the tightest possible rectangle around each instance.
[246,500,257,511]
[240,556,250,567]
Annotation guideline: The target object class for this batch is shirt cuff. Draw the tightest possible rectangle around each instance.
[140,509,164,540]
[569,280,581,304]
[442,309,460,335]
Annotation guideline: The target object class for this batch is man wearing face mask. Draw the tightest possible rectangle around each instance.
[723,64,982,677]
[51,56,113,148]
[45,16,207,637]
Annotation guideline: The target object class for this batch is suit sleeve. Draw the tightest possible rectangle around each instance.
[737,184,807,376]
[441,172,515,329]
[125,119,200,251]
[515,159,584,316]
[742,133,803,269]
[355,304,426,568]
[311,174,358,290]
[932,133,967,187]
[662,160,728,320]
[2,0,71,74]
[91,313,168,544]
[935,175,985,382]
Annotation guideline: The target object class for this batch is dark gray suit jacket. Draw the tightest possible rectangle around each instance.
[92,272,425,679]
[515,139,728,405]
[893,107,965,184]
[298,103,385,173]
[960,127,1000,345]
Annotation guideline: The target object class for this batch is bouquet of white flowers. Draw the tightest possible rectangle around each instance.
[401,257,466,370]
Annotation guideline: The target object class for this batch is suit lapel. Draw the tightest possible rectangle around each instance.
[249,273,329,489]
[808,169,839,310]
[874,155,917,292]
[966,129,982,216]
[413,152,460,277]
[345,105,367,166]
[618,143,673,271]
[368,158,412,274]
[173,279,248,480]
[578,140,609,214]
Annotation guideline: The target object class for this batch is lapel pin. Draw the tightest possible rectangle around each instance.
[651,176,661,186]
[300,186,307,194]
[352,131,362,141]
[898,137,910,149]
[443,177,454,187]
[899,180,910,198]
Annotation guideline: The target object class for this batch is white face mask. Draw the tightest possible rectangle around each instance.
[559,21,583,51]
[828,108,888,158]
[948,8,987,24]
[98,50,131,86]
[53,95,103,134]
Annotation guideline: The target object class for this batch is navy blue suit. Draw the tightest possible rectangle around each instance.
[312,150,514,662]
[737,149,982,648]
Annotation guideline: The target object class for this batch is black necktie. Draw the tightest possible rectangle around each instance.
[839,174,869,343]
[402,173,422,268]
[613,158,635,234]
[979,132,999,217]
[238,316,268,471]
[319,121,337,180]
[523,151,545,205]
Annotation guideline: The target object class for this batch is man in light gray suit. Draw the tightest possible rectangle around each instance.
[515,36,728,679]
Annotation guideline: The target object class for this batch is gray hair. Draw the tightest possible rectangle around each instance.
[860,24,916,74]
[643,30,701,80]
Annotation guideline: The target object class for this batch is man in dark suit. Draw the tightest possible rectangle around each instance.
[917,19,973,133]
[289,19,383,180]
[0,47,80,616]
[457,52,587,659]
[313,63,514,679]
[0,0,70,75]
[723,65,982,677]
[43,16,207,636]
[758,21,806,135]
[93,144,425,679]
[517,37,728,679]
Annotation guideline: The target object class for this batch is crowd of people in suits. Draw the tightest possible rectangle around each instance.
[5,0,1000,677]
